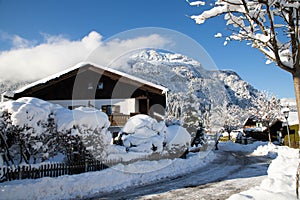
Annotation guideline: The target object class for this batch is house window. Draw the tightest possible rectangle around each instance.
[97,82,104,90]
[256,122,263,127]
[102,105,120,115]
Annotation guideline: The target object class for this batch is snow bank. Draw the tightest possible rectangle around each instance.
[228,144,299,200]
[219,141,268,152]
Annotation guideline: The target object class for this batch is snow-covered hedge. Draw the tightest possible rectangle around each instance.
[0,98,193,169]
[0,97,111,165]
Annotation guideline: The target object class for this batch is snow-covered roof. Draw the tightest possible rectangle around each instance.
[11,62,169,97]
[287,111,299,126]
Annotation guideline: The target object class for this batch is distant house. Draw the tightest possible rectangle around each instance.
[284,111,299,133]
[243,116,283,142]
[3,62,168,126]
[282,111,299,147]
[243,116,262,129]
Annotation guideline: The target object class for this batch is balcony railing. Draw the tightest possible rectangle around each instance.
[109,114,131,127]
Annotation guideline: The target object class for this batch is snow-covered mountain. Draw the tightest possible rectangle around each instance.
[129,50,258,103]
[108,49,263,131]
[0,79,30,99]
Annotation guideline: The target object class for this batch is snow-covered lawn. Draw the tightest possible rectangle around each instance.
[0,141,299,200]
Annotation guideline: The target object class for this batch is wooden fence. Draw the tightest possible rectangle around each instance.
[0,150,190,183]
[0,160,113,182]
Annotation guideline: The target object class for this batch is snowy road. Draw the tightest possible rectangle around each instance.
[89,150,272,200]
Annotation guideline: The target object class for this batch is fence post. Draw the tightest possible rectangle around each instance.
[18,166,21,180]
[47,164,51,176]
[22,166,27,179]
[85,160,88,172]
[35,167,40,179]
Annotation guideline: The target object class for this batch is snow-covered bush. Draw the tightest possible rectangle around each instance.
[54,106,111,161]
[164,125,191,158]
[0,98,59,165]
[119,114,166,153]
[115,114,191,159]
[0,97,111,166]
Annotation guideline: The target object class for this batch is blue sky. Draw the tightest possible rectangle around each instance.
[0,0,294,98]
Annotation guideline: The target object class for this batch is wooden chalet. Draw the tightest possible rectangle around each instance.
[243,116,284,142]
[5,62,168,126]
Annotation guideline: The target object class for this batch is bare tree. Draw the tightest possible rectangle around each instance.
[188,0,300,124]
[251,91,282,142]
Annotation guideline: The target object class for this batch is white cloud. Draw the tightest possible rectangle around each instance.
[0,31,170,81]
[88,34,171,67]
[11,35,35,49]
[0,32,37,49]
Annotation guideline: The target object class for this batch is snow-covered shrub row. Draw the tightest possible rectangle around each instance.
[114,114,191,159]
[0,97,193,169]
[0,97,111,166]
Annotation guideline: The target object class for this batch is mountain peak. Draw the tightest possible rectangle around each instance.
[130,49,200,66]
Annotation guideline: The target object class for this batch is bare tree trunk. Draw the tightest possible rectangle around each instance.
[267,125,271,143]
[293,70,300,198]
[293,72,300,133]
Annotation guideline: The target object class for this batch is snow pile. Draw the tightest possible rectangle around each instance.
[219,141,268,153]
[0,97,111,164]
[111,114,191,160]
[229,144,299,200]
